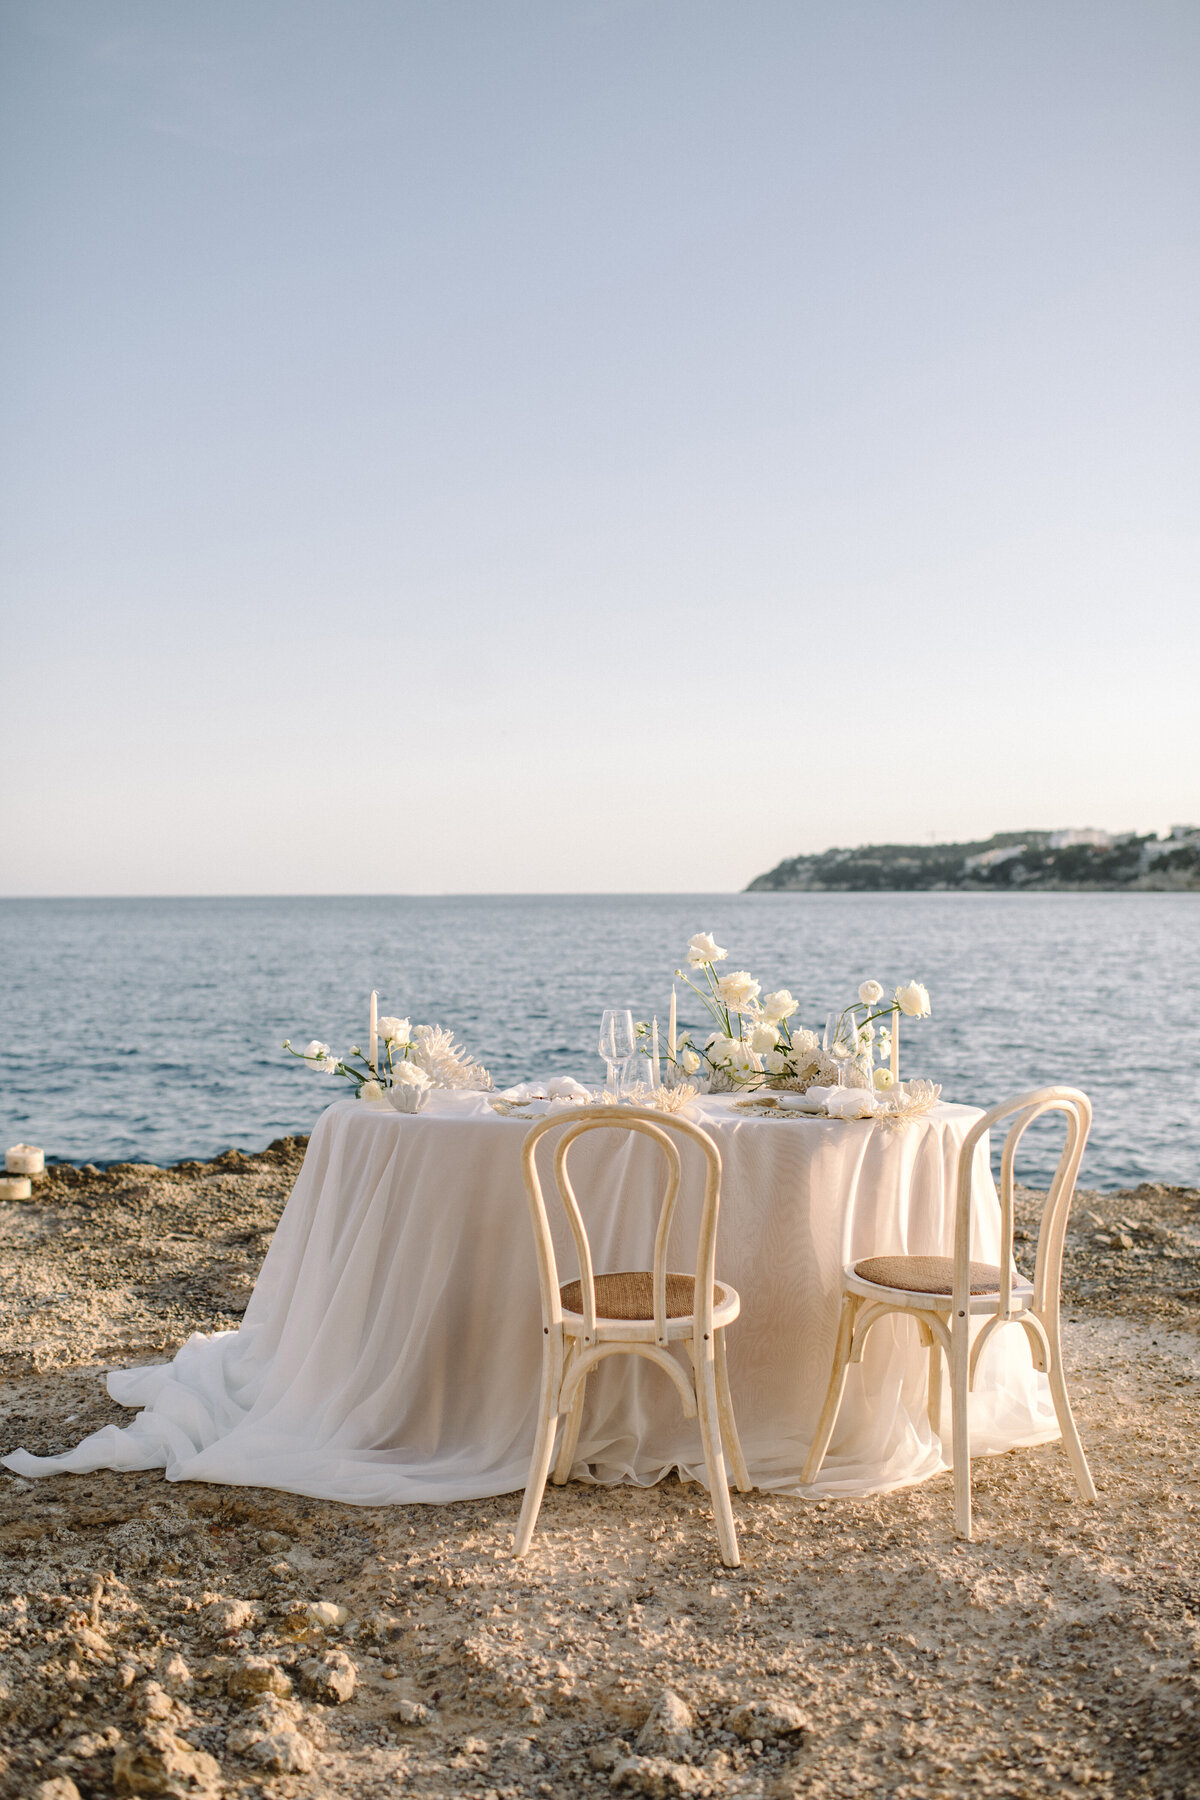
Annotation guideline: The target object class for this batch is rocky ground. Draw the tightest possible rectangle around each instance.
[1,1149,1198,1800]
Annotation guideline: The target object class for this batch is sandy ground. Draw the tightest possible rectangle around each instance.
[1,1147,1198,1800]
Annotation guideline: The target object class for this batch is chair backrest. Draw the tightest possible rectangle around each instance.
[521,1106,723,1349]
[953,1086,1092,1321]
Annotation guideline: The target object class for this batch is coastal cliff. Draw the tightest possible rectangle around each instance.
[746,827,1200,892]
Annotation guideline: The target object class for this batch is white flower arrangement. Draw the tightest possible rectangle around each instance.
[283,1014,492,1101]
[663,937,933,1093]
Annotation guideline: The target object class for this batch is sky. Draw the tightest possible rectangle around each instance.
[1,0,1198,895]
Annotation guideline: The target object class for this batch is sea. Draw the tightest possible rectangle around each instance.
[1,893,1197,1192]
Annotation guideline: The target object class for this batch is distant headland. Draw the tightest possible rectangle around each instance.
[745,827,1200,893]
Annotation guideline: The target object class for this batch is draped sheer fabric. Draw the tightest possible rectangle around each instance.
[4,1092,1058,1500]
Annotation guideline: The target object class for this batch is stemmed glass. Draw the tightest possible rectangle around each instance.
[598,1009,637,1096]
[824,1011,854,1087]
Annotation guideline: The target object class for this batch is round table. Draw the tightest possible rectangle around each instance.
[4,1090,1059,1502]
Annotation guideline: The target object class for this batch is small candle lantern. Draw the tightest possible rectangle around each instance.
[6,1145,44,1176]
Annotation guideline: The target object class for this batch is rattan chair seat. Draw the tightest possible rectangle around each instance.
[853,1254,1006,1295]
[560,1270,699,1320]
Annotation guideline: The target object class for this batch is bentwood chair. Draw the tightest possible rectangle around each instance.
[514,1106,751,1567]
[801,1086,1097,1538]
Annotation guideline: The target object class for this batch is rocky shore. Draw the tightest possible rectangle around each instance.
[1,1148,1198,1800]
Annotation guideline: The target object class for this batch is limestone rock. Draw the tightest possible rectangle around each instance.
[725,1696,809,1742]
[225,1656,291,1702]
[202,1600,256,1638]
[159,1653,192,1693]
[112,1724,223,1797]
[610,1755,709,1797]
[135,1682,177,1723]
[394,1697,431,1726]
[36,1782,82,1800]
[282,1598,348,1638]
[636,1689,695,1757]
[299,1648,357,1704]
[226,1696,305,1756]
[247,1731,314,1774]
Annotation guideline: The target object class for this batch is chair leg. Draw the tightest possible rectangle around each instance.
[927,1334,944,1440]
[950,1322,972,1540]
[1044,1316,1097,1503]
[695,1341,740,1567]
[513,1342,562,1558]
[551,1354,587,1486]
[714,1328,752,1493]
[800,1291,860,1485]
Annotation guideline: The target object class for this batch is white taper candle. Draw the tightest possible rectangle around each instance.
[890,1007,900,1086]
[668,987,677,1062]
[369,990,378,1072]
[651,1017,660,1089]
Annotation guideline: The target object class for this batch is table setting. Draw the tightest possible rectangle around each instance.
[3,930,1062,1507]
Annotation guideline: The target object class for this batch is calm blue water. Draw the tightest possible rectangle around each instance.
[0,894,1196,1190]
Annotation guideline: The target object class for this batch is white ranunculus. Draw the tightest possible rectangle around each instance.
[716,970,761,1012]
[788,1028,821,1062]
[762,1049,789,1075]
[705,1033,740,1065]
[750,1023,780,1053]
[686,931,727,967]
[302,1040,331,1061]
[680,1048,702,1074]
[894,982,932,1018]
[726,1039,763,1077]
[761,989,798,1023]
[392,1061,432,1089]
[873,1068,895,1090]
[858,980,884,1007]
[359,1080,384,1101]
[378,1016,411,1047]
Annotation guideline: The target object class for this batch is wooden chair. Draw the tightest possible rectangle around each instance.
[514,1106,750,1567]
[801,1086,1097,1538]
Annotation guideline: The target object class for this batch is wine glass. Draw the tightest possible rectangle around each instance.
[598,1008,636,1096]
[824,1010,853,1087]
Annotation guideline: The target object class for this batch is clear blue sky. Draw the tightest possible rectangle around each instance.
[2,0,1197,894]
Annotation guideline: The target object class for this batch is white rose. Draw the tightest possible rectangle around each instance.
[894,982,931,1018]
[761,989,798,1023]
[858,980,884,1007]
[680,1048,702,1074]
[393,1061,432,1089]
[788,1028,821,1062]
[359,1080,384,1101]
[378,1016,411,1047]
[686,931,728,967]
[750,1023,780,1053]
[762,1049,789,1074]
[716,970,761,1012]
[705,1033,739,1065]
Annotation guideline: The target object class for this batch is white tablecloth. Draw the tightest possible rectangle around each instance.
[5,1091,1058,1502]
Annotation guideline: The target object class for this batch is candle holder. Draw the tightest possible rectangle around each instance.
[6,1144,44,1177]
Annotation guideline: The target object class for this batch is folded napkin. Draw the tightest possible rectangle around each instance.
[546,1076,593,1101]
[499,1077,593,1106]
[807,1085,878,1120]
